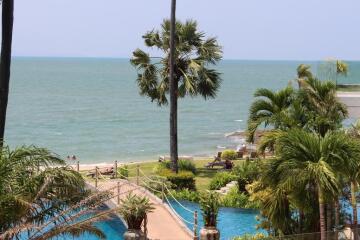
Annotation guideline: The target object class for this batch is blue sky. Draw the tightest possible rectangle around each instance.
[13,0,360,60]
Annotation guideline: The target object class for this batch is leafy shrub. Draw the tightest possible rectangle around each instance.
[221,187,259,209]
[117,165,129,179]
[118,193,155,230]
[199,191,220,227]
[155,159,197,174]
[209,172,237,190]
[159,169,196,190]
[221,149,237,160]
[168,189,199,202]
[232,233,273,240]
[232,161,261,193]
[178,159,197,174]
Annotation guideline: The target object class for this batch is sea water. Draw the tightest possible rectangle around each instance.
[6,58,360,163]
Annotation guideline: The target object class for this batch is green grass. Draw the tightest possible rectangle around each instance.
[84,158,246,191]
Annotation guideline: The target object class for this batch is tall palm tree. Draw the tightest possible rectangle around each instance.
[346,120,360,240]
[169,0,177,172]
[131,20,222,172]
[273,129,358,240]
[0,145,112,239]
[247,86,294,143]
[0,0,14,146]
[300,77,347,136]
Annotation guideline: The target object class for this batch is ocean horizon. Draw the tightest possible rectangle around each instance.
[6,57,360,164]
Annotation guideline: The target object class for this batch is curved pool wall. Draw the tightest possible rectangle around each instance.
[169,200,264,240]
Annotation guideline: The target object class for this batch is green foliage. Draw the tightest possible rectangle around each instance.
[221,149,237,160]
[209,172,237,190]
[118,193,155,230]
[117,165,129,179]
[199,191,220,227]
[159,169,196,190]
[168,189,199,202]
[155,159,196,174]
[178,159,197,174]
[233,233,274,240]
[131,19,222,105]
[232,161,260,193]
[221,187,259,209]
[0,145,110,239]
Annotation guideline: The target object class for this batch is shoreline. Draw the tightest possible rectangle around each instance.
[69,156,213,171]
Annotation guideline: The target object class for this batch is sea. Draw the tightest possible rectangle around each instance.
[6,58,360,164]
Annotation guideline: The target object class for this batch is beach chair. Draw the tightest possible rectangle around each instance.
[204,152,224,168]
[86,167,115,178]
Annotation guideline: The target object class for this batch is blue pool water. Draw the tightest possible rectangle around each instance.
[170,200,263,240]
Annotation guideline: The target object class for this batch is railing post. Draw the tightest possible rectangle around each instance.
[114,160,118,178]
[117,181,120,205]
[136,164,140,185]
[76,161,79,172]
[95,166,98,189]
[194,210,198,240]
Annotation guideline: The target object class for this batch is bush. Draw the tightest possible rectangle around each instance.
[117,165,129,179]
[232,161,261,193]
[221,187,259,209]
[221,149,237,160]
[155,159,197,174]
[159,169,196,190]
[169,189,199,202]
[209,172,237,190]
[178,159,197,174]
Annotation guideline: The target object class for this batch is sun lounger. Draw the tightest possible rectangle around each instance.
[86,167,115,178]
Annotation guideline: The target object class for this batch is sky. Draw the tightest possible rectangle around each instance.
[11,0,360,60]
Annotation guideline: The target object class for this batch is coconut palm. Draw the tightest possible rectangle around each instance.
[273,129,359,240]
[0,0,14,146]
[346,120,360,240]
[300,77,347,136]
[0,145,112,239]
[247,86,294,143]
[131,19,222,172]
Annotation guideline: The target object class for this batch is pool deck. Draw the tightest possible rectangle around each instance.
[87,179,193,240]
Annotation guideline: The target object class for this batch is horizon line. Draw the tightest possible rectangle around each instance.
[11,55,360,62]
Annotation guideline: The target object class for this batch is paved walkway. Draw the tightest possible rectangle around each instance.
[337,92,360,118]
[87,178,193,240]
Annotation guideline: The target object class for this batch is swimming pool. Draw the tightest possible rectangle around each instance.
[169,200,263,240]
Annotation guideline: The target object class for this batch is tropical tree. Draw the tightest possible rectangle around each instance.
[131,19,222,172]
[247,86,294,143]
[272,129,359,240]
[299,77,347,136]
[169,0,178,172]
[346,120,360,240]
[0,0,14,146]
[0,145,112,239]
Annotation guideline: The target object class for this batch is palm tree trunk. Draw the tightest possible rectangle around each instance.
[351,181,358,240]
[318,187,327,240]
[169,0,178,173]
[326,203,332,231]
[334,198,340,240]
[0,0,14,147]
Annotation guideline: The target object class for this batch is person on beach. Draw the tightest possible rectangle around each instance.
[67,155,70,161]
[71,155,76,161]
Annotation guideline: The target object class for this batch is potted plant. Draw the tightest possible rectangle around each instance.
[118,193,154,240]
[199,191,220,240]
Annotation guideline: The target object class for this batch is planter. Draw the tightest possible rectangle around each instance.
[123,229,146,240]
[200,226,220,240]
